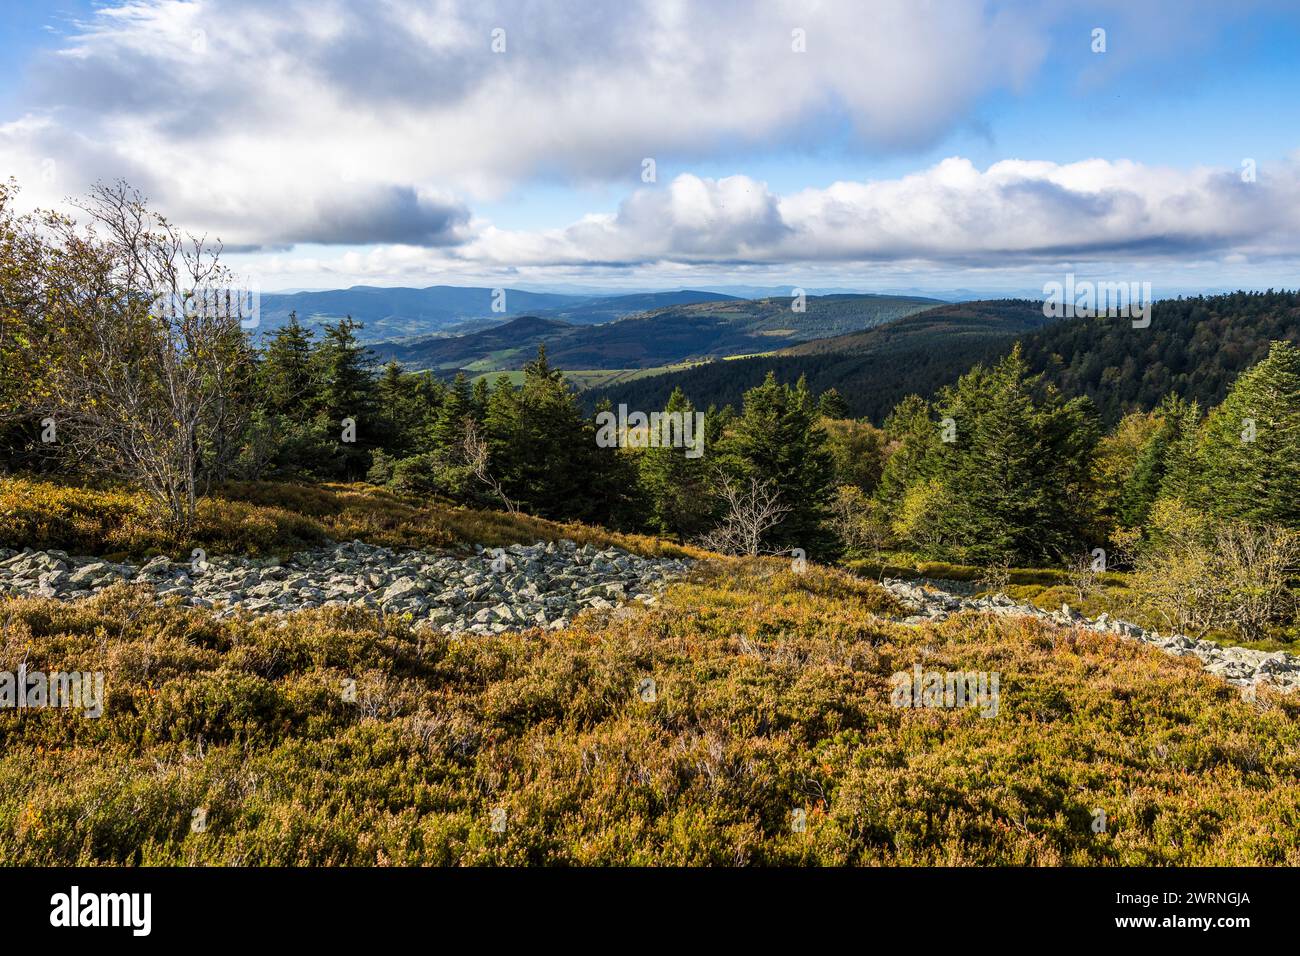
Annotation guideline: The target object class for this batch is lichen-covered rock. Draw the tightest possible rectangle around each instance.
[879,576,1300,695]
[0,541,691,638]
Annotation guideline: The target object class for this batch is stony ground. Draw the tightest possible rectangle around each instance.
[880,577,1300,694]
[6,540,1295,692]
[0,541,692,636]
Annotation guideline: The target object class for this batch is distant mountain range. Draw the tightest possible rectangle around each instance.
[370,293,942,374]
[258,282,1299,427]
[256,286,743,343]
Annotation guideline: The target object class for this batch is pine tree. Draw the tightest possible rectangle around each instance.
[638,387,712,539]
[817,387,851,419]
[258,311,314,420]
[1194,340,1300,524]
[719,371,836,554]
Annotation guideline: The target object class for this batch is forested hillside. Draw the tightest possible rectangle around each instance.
[1014,290,1300,425]
[589,292,1300,426]
[585,300,1049,420]
[376,293,941,377]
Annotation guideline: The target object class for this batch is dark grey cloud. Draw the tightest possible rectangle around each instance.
[285,184,469,246]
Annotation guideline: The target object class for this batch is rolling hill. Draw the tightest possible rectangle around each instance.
[584,299,1053,420]
[256,285,589,342]
[255,286,748,343]
[584,290,1300,427]
[372,293,942,375]
[531,289,741,324]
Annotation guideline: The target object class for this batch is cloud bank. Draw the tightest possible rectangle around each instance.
[0,0,1295,289]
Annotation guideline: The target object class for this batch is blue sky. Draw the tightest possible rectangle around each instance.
[2,0,1298,295]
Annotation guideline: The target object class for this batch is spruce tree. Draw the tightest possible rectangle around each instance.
[638,387,712,539]
[923,346,1098,563]
[720,371,836,554]
[431,372,474,452]
[309,316,376,479]
[875,394,939,510]
[1155,398,1204,505]
[510,346,590,518]
[471,377,490,420]
[1117,395,1192,526]
[481,373,524,493]
[817,387,851,419]
[1194,340,1300,524]
[312,316,374,425]
[375,360,429,458]
[258,311,314,420]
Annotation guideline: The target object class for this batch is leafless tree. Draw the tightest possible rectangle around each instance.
[698,471,791,556]
[1066,551,1101,602]
[32,181,254,532]
[462,418,519,516]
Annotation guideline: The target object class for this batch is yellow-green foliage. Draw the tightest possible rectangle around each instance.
[1,558,1298,865]
[0,478,702,561]
[845,557,1126,588]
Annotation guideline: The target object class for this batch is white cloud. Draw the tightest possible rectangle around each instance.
[1,0,1051,246]
[2,0,1295,293]
[456,157,1300,267]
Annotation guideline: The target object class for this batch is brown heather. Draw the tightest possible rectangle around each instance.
[1,549,1298,865]
[0,478,702,561]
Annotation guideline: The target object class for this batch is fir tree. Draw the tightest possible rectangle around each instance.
[258,311,314,420]
[1194,340,1300,524]
[638,387,713,539]
[719,371,836,554]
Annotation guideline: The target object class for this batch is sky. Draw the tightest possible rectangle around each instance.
[1,0,1298,296]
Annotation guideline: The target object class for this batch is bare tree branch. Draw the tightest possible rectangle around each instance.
[698,471,791,556]
[462,417,519,516]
